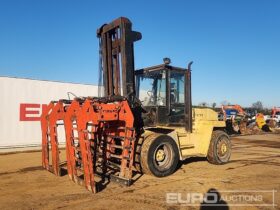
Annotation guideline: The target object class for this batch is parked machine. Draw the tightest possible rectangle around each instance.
[271,107,280,119]
[41,17,231,193]
[221,105,245,120]
[267,107,280,128]
[221,104,248,134]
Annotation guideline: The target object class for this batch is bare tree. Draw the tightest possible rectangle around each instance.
[212,102,217,108]
[198,102,208,107]
[220,100,230,106]
[252,101,263,111]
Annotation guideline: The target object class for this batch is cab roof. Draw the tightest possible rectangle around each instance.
[135,64,187,75]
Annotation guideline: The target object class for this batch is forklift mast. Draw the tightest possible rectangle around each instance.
[97,17,142,102]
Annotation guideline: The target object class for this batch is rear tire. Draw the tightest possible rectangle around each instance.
[140,134,179,177]
[207,130,231,164]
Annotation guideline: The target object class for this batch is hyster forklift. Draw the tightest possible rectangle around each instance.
[41,17,231,193]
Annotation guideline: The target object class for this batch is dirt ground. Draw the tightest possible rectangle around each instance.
[0,134,279,210]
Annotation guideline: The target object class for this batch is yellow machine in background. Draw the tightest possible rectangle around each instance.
[256,113,266,129]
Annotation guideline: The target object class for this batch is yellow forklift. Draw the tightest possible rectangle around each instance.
[41,17,231,192]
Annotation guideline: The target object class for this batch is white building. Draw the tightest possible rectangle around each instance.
[0,76,98,149]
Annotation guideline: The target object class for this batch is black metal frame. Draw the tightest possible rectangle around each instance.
[97,17,141,102]
[135,63,193,132]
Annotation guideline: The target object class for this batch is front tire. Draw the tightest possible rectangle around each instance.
[140,134,179,177]
[207,130,231,164]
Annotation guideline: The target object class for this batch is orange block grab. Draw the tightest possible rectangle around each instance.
[41,97,136,193]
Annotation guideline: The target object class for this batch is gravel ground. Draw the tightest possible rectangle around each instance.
[0,133,279,210]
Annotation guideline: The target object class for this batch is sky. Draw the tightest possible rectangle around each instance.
[0,0,279,107]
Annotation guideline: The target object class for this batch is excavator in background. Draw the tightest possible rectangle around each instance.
[271,107,280,118]
[221,104,274,134]
[267,107,280,128]
[41,17,231,193]
[222,104,246,120]
[221,104,248,134]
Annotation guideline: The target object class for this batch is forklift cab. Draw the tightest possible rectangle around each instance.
[135,61,193,131]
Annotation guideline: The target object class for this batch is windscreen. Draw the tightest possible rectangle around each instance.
[136,70,166,106]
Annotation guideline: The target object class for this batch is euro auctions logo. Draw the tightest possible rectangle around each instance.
[166,189,277,207]
[19,103,47,121]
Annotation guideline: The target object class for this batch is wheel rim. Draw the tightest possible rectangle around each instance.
[216,136,230,162]
[153,142,173,171]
